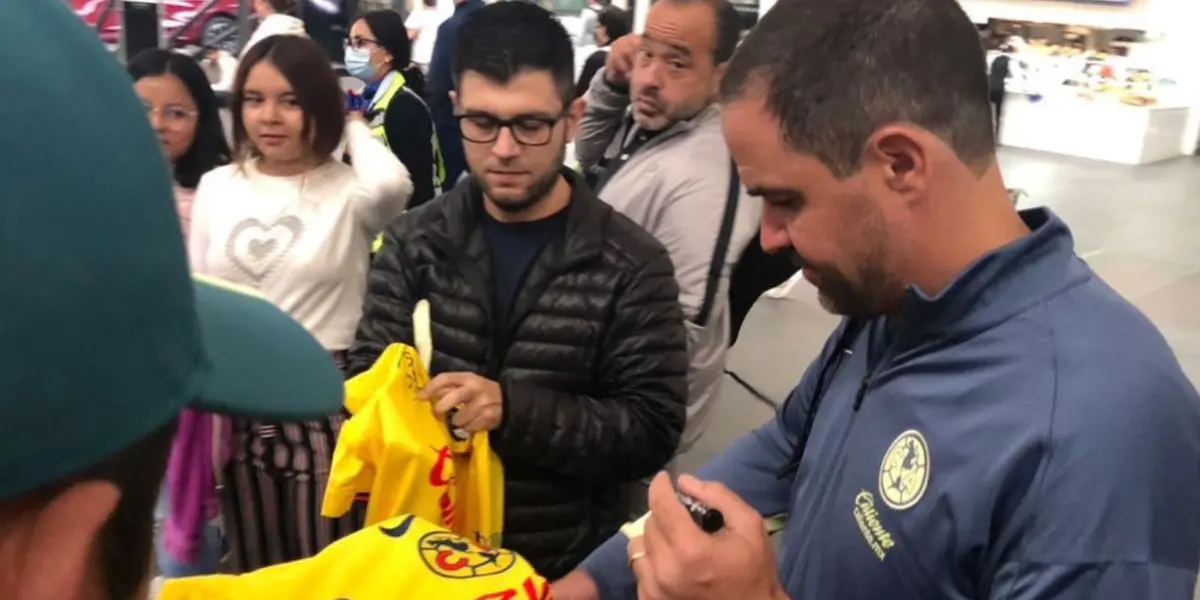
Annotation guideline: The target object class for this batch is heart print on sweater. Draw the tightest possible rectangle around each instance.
[225,215,305,283]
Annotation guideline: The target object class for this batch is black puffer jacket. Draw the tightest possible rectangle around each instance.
[347,171,689,578]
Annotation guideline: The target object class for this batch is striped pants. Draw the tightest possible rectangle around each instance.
[219,352,365,573]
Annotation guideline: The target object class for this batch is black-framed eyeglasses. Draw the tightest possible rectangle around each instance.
[455,111,566,147]
[345,35,380,50]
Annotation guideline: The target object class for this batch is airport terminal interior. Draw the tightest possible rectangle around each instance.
[56,0,1200,594]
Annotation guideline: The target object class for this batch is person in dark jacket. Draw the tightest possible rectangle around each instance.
[347,1,689,579]
[348,10,446,209]
[425,0,485,186]
[575,6,631,99]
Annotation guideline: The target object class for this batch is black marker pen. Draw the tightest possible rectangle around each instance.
[677,492,724,533]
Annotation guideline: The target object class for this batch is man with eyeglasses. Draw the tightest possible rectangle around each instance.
[347,1,690,581]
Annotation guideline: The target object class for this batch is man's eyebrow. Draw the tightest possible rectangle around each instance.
[746,187,794,197]
[750,188,807,206]
[459,110,560,120]
[642,34,693,59]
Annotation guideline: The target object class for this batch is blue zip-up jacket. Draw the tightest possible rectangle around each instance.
[580,207,1200,599]
[425,0,484,187]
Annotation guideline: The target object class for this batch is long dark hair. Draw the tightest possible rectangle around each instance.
[127,49,231,189]
[360,10,426,97]
[231,35,346,163]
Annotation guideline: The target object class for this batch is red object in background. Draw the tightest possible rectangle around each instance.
[69,0,242,48]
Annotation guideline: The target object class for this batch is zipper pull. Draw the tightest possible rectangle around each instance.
[852,376,870,412]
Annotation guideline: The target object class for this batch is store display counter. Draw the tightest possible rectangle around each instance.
[999,92,1191,165]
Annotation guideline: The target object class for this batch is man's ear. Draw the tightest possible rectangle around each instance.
[13,482,120,600]
[862,124,929,201]
[565,96,586,143]
[448,90,458,109]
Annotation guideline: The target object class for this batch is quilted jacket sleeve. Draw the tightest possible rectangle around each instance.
[347,224,417,378]
[492,249,688,483]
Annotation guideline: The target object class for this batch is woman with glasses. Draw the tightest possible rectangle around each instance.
[347,10,445,210]
[129,48,231,240]
[128,47,232,579]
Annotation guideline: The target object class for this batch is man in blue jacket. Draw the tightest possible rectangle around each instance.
[425,0,485,185]
[551,0,1200,598]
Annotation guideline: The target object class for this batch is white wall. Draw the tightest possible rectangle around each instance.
[957,0,1153,29]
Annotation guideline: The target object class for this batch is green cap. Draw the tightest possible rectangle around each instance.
[0,1,345,500]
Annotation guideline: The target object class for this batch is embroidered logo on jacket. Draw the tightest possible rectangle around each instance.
[852,491,894,560]
[878,429,931,511]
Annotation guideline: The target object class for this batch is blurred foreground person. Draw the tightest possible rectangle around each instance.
[0,2,346,599]
[127,47,232,578]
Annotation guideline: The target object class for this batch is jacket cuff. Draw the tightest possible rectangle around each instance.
[591,67,631,103]
[494,372,518,441]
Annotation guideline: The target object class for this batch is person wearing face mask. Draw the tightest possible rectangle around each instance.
[347,9,445,209]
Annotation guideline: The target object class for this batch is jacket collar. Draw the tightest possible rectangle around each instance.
[431,168,608,266]
[624,103,721,150]
[900,207,1088,337]
[454,0,484,14]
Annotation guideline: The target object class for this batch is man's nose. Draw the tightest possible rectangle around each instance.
[759,214,792,254]
[149,110,165,131]
[632,59,663,91]
[491,127,522,159]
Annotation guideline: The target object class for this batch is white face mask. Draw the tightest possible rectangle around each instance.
[345,47,377,81]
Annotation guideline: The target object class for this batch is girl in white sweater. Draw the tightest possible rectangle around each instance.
[188,34,411,572]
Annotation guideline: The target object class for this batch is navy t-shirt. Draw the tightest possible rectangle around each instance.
[481,207,570,332]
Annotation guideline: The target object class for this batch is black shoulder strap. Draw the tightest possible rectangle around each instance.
[693,158,741,327]
[776,318,865,479]
[591,114,642,194]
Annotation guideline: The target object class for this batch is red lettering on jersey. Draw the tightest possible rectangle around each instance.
[525,577,550,600]
[473,591,516,600]
[439,490,455,527]
[472,577,549,600]
[429,445,454,486]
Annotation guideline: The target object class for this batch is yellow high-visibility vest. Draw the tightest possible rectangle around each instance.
[366,72,446,257]
[365,71,447,193]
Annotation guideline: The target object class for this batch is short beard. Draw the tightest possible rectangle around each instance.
[813,199,898,318]
[815,254,895,318]
[476,143,566,215]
